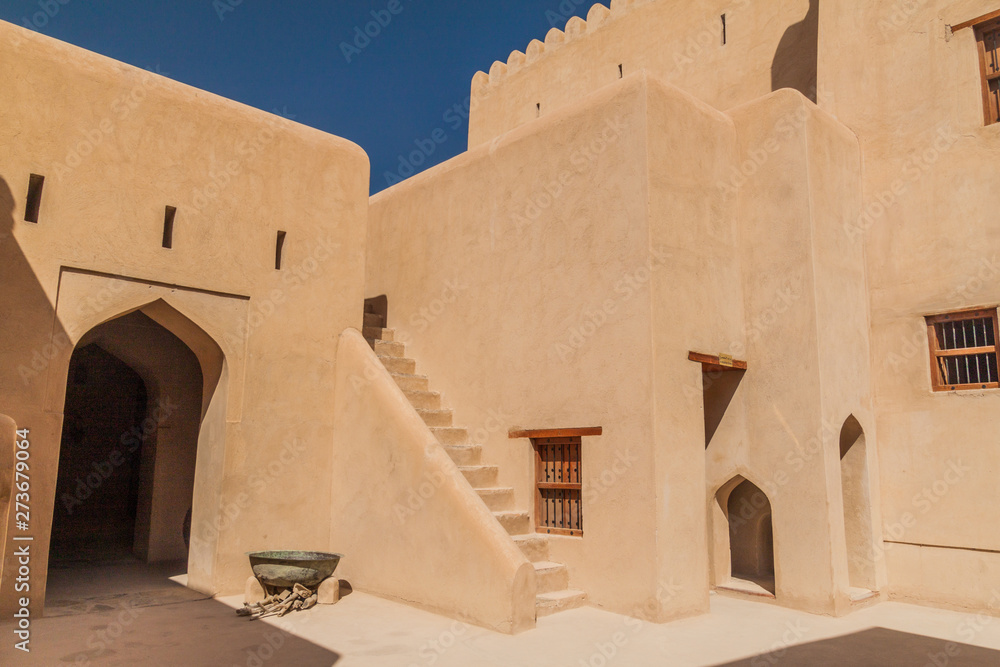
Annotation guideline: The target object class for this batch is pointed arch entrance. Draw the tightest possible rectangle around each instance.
[46,300,226,606]
[712,475,776,596]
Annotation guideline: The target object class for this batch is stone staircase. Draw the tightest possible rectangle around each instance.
[362,311,587,618]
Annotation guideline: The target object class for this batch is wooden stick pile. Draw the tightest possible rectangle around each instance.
[236,583,319,620]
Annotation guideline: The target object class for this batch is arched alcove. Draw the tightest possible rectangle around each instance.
[840,415,877,592]
[712,475,776,596]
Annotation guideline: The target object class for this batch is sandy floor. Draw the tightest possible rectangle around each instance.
[4,564,1000,666]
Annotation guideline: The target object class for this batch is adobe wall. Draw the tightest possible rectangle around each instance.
[720,90,882,615]
[0,19,369,615]
[469,0,819,146]
[818,0,1000,611]
[370,63,882,619]
[644,76,742,620]
[369,74,673,620]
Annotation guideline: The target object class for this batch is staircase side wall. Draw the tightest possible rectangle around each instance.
[330,329,536,634]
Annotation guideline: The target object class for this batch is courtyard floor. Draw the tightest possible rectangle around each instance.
[3,565,1000,666]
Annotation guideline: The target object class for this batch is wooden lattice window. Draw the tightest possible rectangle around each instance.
[953,10,1000,124]
[534,436,583,536]
[977,19,1000,124]
[926,308,1000,391]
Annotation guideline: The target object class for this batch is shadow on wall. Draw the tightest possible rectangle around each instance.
[0,173,69,566]
[771,0,819,102]
[0,174,67,384]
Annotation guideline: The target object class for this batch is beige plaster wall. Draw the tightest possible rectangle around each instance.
[330,330,535,634]
[645,76,742,619]
[0,20,369,615]
[715,90,883,615]
[368,75,667,620]
[370,68,883,620]
[818,0,1000,609]
[469,0,819,146]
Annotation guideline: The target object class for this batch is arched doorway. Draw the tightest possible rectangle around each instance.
[840,415,876,592]
[47,308,210,610]
[714,476,776,596]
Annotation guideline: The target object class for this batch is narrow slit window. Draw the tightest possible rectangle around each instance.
[618,63,624,78]
[722,14,727,46]
[162,206,176,249]
[25,174,45,223]
[926,308,1000,391]
[275,231,287,270]
[536,102,541,117]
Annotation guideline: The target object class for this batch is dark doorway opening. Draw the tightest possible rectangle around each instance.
[50,344,148,563]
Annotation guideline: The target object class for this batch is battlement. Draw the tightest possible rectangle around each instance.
[471,1,647,94]
[467,0,818,146]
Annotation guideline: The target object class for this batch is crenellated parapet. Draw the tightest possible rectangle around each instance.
[472,1,652,94]
[467,0,819,147]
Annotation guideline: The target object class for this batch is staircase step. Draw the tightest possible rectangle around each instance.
[430,427,469,446]
[391,373,429,392]
[476,487,514,511]
[533,561,570,594]
[536,589,587,617]
[373,339,405,358]
[458,465,497,487]
[363,312,385,328]
[444,445,481,467]
[403,389,441,410]
[362,326,394,341]
[494,511,531,535]
[378,355,416,374]
[417,409,453,427]
[512,534,550,562]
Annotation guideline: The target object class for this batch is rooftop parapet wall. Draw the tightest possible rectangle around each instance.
[469,0,819,146]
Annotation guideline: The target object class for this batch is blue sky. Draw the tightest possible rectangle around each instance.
[0,1,593,193]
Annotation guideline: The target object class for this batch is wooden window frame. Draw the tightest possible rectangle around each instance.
[532,436,583,537]
[510,427,600,538]
[925,307,1000,392]
[952,10,1000,125]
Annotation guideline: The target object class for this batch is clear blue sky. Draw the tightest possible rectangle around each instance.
[0,1,593,193]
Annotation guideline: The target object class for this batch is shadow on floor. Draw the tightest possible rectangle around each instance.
[3,595,341,666]
[712,627,1000,666]
[45,557,207,617]
[11,559,342,664]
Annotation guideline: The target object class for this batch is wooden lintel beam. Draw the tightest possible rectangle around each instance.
[688,351,748,371]
[508,427,603,439]
[952,9,1000,32]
